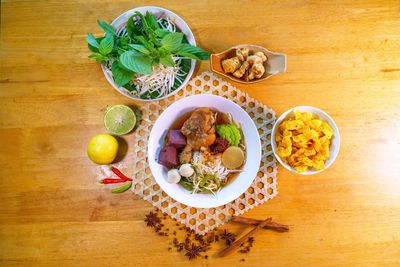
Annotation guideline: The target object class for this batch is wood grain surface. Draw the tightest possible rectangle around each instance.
[1,0,400,266]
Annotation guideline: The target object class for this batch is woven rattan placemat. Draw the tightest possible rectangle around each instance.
[98,71,278,235]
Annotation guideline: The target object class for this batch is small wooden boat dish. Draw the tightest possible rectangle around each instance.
[210,44,286,84]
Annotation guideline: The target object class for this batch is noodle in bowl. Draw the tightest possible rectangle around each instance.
[148,95,261,208]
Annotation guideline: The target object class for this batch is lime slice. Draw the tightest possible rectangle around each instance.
[104,105,136,135]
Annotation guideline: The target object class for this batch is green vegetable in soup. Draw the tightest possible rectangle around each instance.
[216,124,242,146]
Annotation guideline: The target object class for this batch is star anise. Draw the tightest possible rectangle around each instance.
[185,244,204,260]
[219,229,236,246]
[144,211,161,228]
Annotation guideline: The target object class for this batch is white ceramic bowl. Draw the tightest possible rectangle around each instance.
[271,106,340,175]
[148,95,262,208]
[101,6,196,102]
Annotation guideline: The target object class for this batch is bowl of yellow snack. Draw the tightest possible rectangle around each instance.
[271,106,340,175]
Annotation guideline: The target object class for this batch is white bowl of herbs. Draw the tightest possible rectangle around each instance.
[87,6,209,101]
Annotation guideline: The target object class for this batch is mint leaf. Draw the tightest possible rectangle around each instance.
[97,20,116,35]
[161,32,183,52]
[128,44,150,55]
[87,33,99,48]
[111,61,134,87]
[174,44,209,60]
[99,34,114,55]
[120,50,152,74]
[126,16,142,39]
[155,29,170,38]
[158,47,169,58]
[135,35,154,50]
[145,11,159,31]
[88,53,108,63]
[160,54,174,67]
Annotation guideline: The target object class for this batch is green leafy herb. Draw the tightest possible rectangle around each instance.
[97,20,116,35]
[126,16,141,39]
[87,11,210,96]
[99,34,114,55]
[128,44,150,55]
[111,62,134,87]
[175,44,210,60]
[120,50,152,74]
[160,54,175,67]
[87,33,99,48]
[88,53,108,63]
[161,32,183,52]
[155,29,170,38]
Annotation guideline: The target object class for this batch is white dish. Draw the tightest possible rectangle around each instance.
[271,106,340,175]
[101,6,196,102]
[148,94,261,208]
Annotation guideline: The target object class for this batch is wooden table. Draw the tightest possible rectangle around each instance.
[1,1,400,266]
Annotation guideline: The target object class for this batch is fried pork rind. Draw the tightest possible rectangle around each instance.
[275,111,334,172]
[221,57,241,73]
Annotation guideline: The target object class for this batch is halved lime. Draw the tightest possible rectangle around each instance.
[104,105,136,135]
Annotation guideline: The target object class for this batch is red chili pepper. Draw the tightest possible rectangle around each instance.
[111,167,133,181]
[100,178,126,184]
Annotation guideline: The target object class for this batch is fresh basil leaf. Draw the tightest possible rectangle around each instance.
[87,33,99,48]
[88,44,99,53]
[111,61,134,87]
[174,44,210,60]
[99,34,114,55]
[155,29,170,38]
[128,44,150,55]
[88,53,108,63]
[161,32,183,52]
[134,12,149,30]
[145,11,159,30]
[126,15,143,39]
[158,47,169,58]
[88,36,106,53]
[160,54,175,67]
[117,36,129,49]
[135,35,155,50]
[97,20,116,35]
[120,50,152,74]
[151,57,160,66]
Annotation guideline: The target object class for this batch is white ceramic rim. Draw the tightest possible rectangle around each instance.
[271,106,340,175]
[147,94,262,208]
[101,6,197,102]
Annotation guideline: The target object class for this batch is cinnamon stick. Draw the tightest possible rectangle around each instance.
[218,218,271,257]
[231,216,289,232]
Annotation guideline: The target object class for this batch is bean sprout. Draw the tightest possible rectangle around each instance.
[106,16,189,99]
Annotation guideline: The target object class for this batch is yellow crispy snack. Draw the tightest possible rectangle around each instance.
[276,111,333,172]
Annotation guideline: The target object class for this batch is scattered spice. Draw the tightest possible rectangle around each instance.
[218,218,271,257]
[144,211,161,228]
[143,210,288,261]
[185,244,205,260]
[239,237,254,254]
[220,229,236,246]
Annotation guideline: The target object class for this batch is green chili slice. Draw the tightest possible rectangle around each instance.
[111,182,132,193]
